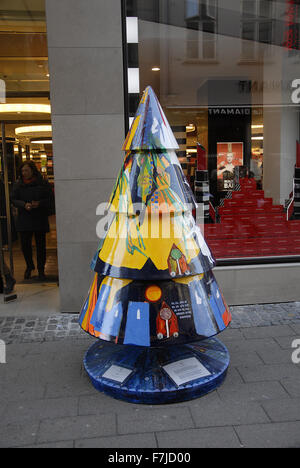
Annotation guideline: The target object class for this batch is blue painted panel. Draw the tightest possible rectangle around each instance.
[191,281,217,337]
[89,284,111,330]
[99,302,123,338]
[124,302,150,347]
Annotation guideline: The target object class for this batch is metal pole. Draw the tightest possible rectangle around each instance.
[1,122,14,276]
[0,126,6,290]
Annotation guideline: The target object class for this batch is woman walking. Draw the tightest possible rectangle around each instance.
[12,161,52,280]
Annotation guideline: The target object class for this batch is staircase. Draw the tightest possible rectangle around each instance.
[204,178,300,259]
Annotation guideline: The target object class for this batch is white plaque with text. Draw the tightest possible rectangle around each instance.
[102,365,133,383]
[163,357,211,387]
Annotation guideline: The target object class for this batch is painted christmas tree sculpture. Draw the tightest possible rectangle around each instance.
[79,86,231,404]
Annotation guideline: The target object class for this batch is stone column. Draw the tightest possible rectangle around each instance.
[45,0,125,312]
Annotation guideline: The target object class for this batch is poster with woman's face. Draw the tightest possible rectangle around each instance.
[217,142,244,191]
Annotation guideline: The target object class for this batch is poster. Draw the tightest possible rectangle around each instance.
[217,142,244,191]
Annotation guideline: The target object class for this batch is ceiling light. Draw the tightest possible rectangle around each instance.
[126,17,139,43]
[15,125,52,136]
[152,67,160,72]
[251,125,264,129]
[0,104,51,114]
[128,68,140,94]
[251,136,264,140]
[31,139,53,144]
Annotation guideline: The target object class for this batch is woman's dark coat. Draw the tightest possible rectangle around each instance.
[11,175,52,232]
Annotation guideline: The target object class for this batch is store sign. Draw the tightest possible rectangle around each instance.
[0,80,5,103]
[284,0,299,50]
[208,108,251,116]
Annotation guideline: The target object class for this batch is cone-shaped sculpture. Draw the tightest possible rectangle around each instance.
[79,86,231,404]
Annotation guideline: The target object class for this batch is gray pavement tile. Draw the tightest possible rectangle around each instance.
[262,398,300,422]
[23,441,74,448]
[217,381,289,403]
[0,381,46,403]
[75,433,157,448]
[280,376,300,397]
[237,364,300,383]
[219,328,244,341]
[229,351,264,367]
[241,325,295,340]
[274,336,298,350]
[117,407,194,435]
[16,361,82,385]
[191,400,269,427]
[156,426,242,448]
[219,367,244,386]
[0,421,39,448]
[45,374,99,399]
[257,347,294,365]
[37,413,117,444]
[1,397,79,424]
[235,422,300,448]
[79,394,151,416]
[224,338,281,354]
[290,323,300,334]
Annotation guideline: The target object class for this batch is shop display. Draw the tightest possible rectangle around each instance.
[79,86,231,404]
[217,142,244,192]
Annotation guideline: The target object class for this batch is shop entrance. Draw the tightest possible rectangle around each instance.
[0,119,58,292]
[0,1,58,306]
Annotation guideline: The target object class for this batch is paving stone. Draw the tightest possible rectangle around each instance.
[229,351,264,367]
[241,325,295,340]
[217,381,289,403]
[23,441,74,448]
[0,421,39,448]
[280,376,300,397]
[0,382,46,403]
[37,414,116,444]
[191,400,269,427]
[237,364,300,383]
[262,398,300,422]
[235,422,300,448]
[75,433,158,449]
[257,347,293,365]
[1,397,79,424]
[224,338,281,354]
[118,407,194,435]
[290,323,300,334]
[45,375,99,399]
[156,426,242,448]
[274,336,298,350]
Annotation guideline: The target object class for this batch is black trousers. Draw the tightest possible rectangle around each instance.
[20,231,47,273]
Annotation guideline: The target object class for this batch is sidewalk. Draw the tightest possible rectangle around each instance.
[0,301,300,448]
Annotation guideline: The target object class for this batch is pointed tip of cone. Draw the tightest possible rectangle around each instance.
[123,86,179,151]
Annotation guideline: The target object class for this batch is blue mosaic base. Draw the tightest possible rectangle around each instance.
[83,338,230,404]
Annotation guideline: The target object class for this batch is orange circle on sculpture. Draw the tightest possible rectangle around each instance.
[145,285,162,302]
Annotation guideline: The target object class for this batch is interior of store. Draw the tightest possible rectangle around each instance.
[0,1,58,287]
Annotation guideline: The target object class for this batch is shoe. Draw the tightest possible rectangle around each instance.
[4,275,16,294]
[24,267,34,280]
[38,271,47,281]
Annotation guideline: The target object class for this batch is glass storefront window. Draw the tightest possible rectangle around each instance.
[125,0,300,263]
[0,0,57,281]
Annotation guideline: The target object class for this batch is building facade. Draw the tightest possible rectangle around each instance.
[1,0,300,311]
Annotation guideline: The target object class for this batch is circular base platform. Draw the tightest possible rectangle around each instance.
[83,338,230,405]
